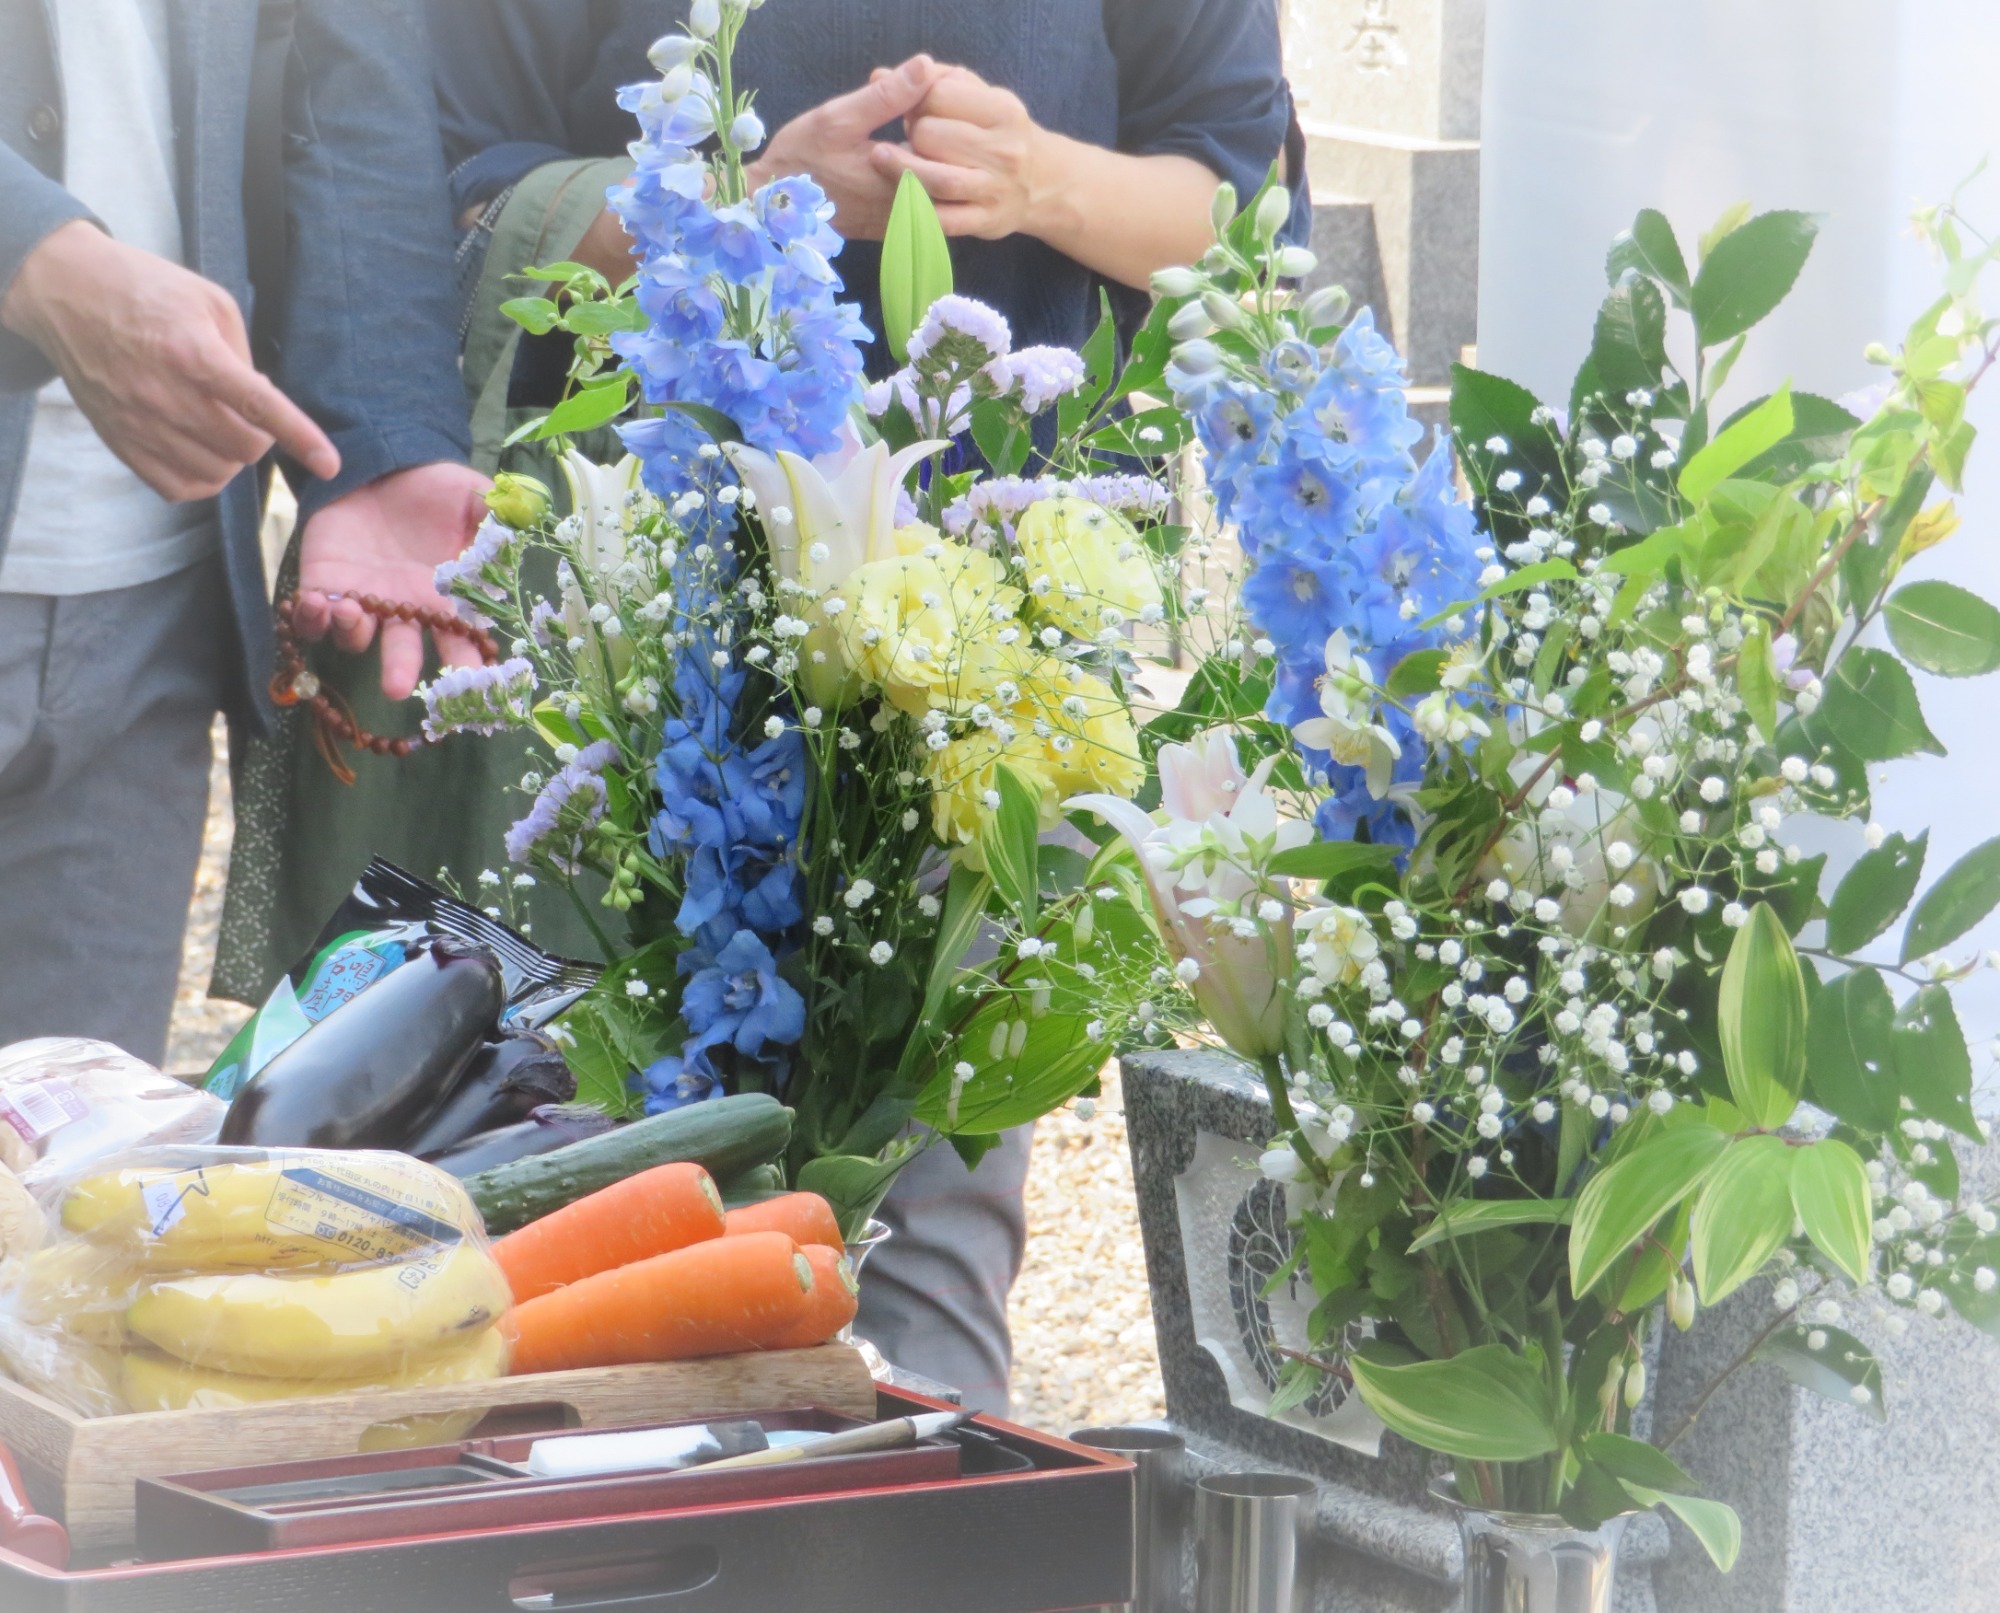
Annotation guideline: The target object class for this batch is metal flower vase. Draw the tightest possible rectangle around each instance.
[1432,1482,1630,1613]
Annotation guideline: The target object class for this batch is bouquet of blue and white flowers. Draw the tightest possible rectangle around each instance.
[423,2,1206,1226]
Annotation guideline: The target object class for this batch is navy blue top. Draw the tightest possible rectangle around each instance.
[426,0,1299,362]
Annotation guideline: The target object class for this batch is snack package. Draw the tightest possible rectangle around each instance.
[202,859,600,1100]
[0,1040,224,1190]
[0,1146,511,1422]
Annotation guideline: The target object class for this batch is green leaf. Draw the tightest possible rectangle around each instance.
[1804,967,1900,1134]
[980,763,1042,924]
[1758,1323,1886,1421]
[969,398,1031,480]
[1717,903,1808,1129]
[880,170,953,363]
[1624,1487,1744,1573]
[919,867,993,1028]
[1265,841,1401,883]
[1475,558,1577,601]
[1570,1124,1730,1296]
[1679,384,1795,504]
[1691,1134,1796,1305]
[1578,1432,1695,1494]
[1590,276,1671,397]
[1084,405,1190,460]
[1690,209,1820,346]
[1607,209,1691,304]
[1885,579,2000,677]
[1737,618,1780,741]
[532,371,634,439]
[1890,984,1980,1138]
[657,398,743,446]
[562,299,648,337]
[1815,647,1942,763]
[499,295,561,335]
[796,1152,905,1239]
[1449,365,1568,541]
[1790,1139,1873,1284]
[1717,391,1862,484]
[1385,648,1448,698]
[1902,833,2000,961]
[1407,1198,1572,1253]
[1826,831,1928,955]
[1347,1344,1560,1462]
[1697,200,1754,264]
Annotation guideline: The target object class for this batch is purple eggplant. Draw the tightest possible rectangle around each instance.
[220,938,505,1149]
[403,1030,575,1159]
[425,1105,616,1177]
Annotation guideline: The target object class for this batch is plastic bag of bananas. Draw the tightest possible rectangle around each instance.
[0,1146,510,1424]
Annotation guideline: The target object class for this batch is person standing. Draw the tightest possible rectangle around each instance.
[0,0,487,1066]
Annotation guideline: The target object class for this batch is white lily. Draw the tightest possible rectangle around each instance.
[1072,733,1314,1060]
[557,450,646,679]
[724,426,948,593]
[558,449,645,580]
[1293,630,1403,798]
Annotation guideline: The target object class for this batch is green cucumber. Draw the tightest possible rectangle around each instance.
[465,1093,792,1234]
[717,1164,787,1209]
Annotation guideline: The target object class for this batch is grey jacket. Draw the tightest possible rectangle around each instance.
[0,0,471,731]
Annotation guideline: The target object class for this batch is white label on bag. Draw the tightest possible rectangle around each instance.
[0,1079,87,1141]
[140,1172,200,1237]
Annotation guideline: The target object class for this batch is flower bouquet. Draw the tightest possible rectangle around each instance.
[422,3,1210,1229]
[1080,194,2000,1564]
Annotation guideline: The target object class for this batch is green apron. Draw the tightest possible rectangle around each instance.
[214,158,634,1003]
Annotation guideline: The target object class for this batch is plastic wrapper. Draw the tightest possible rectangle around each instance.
[0,1039,224,1194]
[0,1146,511,1422]
[202,859,600,1101]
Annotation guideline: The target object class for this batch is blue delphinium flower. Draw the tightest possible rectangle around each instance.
[1169,300,1484,849]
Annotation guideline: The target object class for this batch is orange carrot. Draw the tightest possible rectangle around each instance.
[494,1161,725,1304]
[765,1244,859,1350]
[505,1231,813,1373]
[722,1191,844,1251]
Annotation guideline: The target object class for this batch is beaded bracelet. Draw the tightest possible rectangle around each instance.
[272,593,499,783]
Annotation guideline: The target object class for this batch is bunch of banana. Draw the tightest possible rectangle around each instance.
[4,1151,513,1427]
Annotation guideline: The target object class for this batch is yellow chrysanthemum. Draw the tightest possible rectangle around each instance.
[1012,496,1163,641]
[829,534,1023,713]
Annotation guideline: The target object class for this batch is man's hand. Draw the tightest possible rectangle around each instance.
[743,55,944,239]
[294,462,491,701]
[0,220,340,501]
[869,67,1053,242]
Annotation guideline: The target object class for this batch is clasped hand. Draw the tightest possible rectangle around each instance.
[0,220,486,700]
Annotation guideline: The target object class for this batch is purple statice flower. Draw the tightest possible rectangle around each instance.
[433,515,519,603]
[528,599,562,647]
[987,345,1086,413]
[943,473,1170,537]
[420,658,537,741]
[907,294,1012,364]
[505,739,619,870]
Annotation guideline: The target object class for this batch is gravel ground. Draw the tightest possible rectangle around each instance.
[164,727,1167,1428]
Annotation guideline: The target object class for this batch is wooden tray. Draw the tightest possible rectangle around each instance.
[134,1407,960,1557]
[0,1390,1135,1613]
[0,1345,875,1552]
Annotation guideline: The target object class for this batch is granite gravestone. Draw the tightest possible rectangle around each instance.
[1122,1049,2000,1611]
[1284,0,1482,390]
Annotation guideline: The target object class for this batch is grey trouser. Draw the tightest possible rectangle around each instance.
[856,1125,1032,1416]
[0,557,227,1065]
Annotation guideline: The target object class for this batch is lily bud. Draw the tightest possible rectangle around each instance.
[1167,301,1216,341]
[647,33,702,71]
[1301,284,1351,327]
[1273,246,1319,280]
[1200,291,1246,331]
[1151,265,1206,299]
[1255,186,1292,241]
[1209,183,1240,237]
[485,472,551,530]
[1623,1359,1648,1408]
